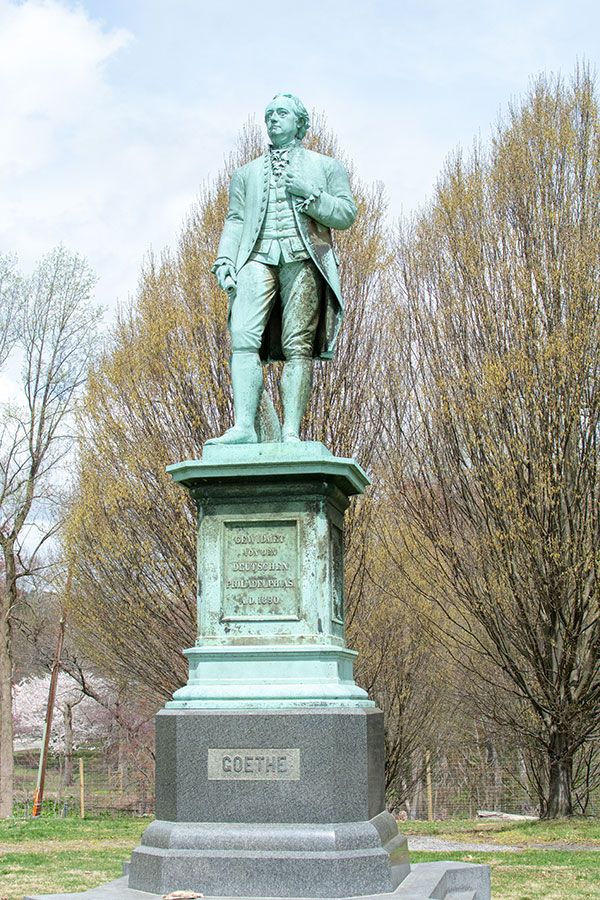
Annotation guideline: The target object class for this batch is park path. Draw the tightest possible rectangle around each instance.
[407,835,600,852]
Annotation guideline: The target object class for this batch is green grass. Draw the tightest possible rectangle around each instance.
[1,817,599,900]
[0,815,149,844]
[0,848,133,898]
[405,819,600,897]
[0,817,148,900]
[411,850,600,899]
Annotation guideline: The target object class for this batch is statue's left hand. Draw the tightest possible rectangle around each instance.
[285,170,317,200]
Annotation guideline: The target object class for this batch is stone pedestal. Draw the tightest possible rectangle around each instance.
[152,709,385,824]
[127,442,408,897]
[26,441,490,900]
[128,708,409,897]
[165,442,372,710]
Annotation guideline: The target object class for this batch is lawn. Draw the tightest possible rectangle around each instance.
[406,817,600,898]
[0,817,147,900]
[0,816,598,899]
[411,850,600,899]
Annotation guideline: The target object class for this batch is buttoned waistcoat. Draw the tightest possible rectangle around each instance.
[216,146,357,362]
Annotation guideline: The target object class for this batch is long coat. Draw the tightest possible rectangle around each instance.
[216,146,357,361]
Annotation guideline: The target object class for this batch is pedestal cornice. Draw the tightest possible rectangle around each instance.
[167,441,371,497]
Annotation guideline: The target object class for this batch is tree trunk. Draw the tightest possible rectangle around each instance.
[485,739,503,809]
[0,546,16,818]
[63,702,74,787]
[545,731,573,818]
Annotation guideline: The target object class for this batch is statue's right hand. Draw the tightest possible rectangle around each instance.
[215,262,237,298]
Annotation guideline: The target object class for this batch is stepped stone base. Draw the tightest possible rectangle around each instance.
[129,814,408,897]
[25,709,490,900]
[25,860,491,899]
[126,707,404,897]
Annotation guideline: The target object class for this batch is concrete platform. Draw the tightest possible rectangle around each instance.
[25,860,490,899]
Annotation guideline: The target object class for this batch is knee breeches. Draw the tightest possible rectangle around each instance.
[229,259,321,359]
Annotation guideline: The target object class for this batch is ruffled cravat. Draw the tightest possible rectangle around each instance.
[270,147,292,179]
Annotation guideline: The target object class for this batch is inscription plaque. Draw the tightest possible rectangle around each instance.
[222,519,299,621]
[207,748,301,781]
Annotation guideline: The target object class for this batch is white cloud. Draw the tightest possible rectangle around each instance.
[0,1,140,307]
[0,1,217,314]
[0,0,131,176]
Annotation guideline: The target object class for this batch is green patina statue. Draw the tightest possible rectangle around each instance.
[208,93,357,445]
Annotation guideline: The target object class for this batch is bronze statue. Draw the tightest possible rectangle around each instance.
[209,93,357,444]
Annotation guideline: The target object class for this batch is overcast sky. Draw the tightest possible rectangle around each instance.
[1,0,598,324]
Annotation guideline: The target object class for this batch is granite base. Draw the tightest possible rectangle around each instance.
[25,859,491,899]
[126,707,404,897]
[128,813,408,897]
[151,707,386,823]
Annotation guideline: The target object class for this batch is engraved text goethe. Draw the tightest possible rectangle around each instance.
[207,748,301,781]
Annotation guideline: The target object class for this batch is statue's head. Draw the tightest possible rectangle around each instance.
[265,93,309,146]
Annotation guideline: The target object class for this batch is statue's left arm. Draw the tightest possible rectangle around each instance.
[306,159,357,230]
[289,158,357,231]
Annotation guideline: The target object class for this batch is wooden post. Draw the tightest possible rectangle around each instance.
[32,618,65,817]
[426,750,434,821]
[79,758,85,819]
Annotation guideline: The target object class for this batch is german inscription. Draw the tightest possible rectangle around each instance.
[207,748,300,781]
[222,519,299,620]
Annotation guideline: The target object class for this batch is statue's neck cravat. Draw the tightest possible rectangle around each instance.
[269,146,293,180]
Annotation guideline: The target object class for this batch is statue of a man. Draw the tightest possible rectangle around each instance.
[209,93,357,444]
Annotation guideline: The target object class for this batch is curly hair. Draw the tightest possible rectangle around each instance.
[266,93,310,141]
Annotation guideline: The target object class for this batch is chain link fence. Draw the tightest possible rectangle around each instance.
[13,749,154,817]
[14,744,599,820]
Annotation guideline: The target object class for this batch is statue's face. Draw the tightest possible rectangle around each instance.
[265,95,299,147]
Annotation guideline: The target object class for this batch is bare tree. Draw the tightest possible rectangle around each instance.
[0,247,99,817]
[0,255,19,369]
[384,68,600,817]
